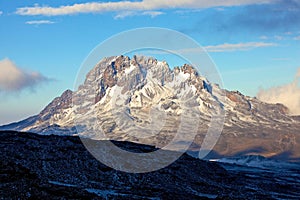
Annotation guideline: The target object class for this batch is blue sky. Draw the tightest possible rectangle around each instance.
[0,0,300,125]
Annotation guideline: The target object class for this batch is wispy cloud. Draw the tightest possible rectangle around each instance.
[0,11,3,15]
[204,42,277,52]
[147,42,277,55]
[142,11,165,18]
[257,68,300,115]
[183,0,300,35]
[114,11,164,19]
[259,36,269,40]
[25,20,55,25]
[0,58,50,93]
[271,57,291,61]
[294,35,300,40]
[274,35,284,40]
[15,0,272,16]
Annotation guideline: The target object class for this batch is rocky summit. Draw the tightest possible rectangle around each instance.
[1,55,300,161]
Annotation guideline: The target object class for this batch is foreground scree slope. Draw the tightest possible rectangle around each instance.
[1,55,299,161]
[1,131,300,199]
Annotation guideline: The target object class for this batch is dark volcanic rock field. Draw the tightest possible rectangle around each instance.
[1,131,299,199]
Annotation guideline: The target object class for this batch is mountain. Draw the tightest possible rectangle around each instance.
[1,55,299,161]
[2,131,300,199]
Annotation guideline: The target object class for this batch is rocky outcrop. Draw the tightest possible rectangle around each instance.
[39,89,73,121]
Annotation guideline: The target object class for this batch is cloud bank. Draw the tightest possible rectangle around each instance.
[0,58,50,93]
[15,0,272,16]
[257,68,300,115]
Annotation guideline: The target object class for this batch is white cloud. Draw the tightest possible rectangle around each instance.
[0,11,3,15]
[15,0,273,16]
[257,68,300,115]
[0,58,50,92]
[114,11,164,19]
[204,42,277,52]
[25,20,55,25]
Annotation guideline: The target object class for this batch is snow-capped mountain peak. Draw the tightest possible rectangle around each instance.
[1,55,299,161]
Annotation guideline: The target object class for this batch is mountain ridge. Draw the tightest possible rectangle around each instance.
[1,55,299,161]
